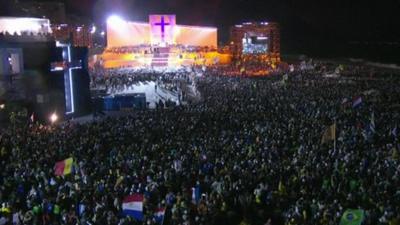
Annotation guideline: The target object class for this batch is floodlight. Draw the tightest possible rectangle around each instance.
[107,15,125,27]
[50,112,58,123]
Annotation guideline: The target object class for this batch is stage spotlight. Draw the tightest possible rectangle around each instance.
[107,15,125,27]
[50,112,58,124]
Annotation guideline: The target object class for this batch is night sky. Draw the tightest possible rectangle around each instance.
[2,0,400,62]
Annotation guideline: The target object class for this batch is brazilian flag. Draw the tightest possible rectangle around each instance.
[340,209,365,225]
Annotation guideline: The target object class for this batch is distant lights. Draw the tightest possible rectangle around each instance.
[100,31,105,36]
[0,104,5,110]
[235,25,243,28]
[91,25,96,34]
[239,22,268,26]
[51,66,64,71]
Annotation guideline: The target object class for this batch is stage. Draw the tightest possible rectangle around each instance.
[97,14,231,69]
[101,46,231,69]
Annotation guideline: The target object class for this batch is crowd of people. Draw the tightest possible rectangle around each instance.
[1,63,400,225]
[91,68,193,94]
[206,56,282,76]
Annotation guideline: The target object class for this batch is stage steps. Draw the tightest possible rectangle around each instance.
[151,47,170,67]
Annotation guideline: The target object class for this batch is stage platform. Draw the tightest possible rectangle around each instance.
[93,80,187,109]
[99,45,231,69]
[103,93,146,111]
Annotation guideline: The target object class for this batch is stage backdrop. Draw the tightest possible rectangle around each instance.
[107,22,151,47]
[107,18,217,48]
[149,15,176,45]
[174,25,217,48]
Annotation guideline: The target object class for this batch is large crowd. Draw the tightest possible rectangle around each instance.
[1,63,400,225]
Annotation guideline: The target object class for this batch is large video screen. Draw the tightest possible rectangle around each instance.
[242,36,268,54]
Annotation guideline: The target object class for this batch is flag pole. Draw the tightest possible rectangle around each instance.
[334,119,337,152]
[161,206,166,225]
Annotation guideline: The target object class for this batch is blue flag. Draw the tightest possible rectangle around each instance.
[192,186,201,204]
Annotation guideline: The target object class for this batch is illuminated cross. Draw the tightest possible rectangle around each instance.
[154,16,170,43]
[51,44,82,114]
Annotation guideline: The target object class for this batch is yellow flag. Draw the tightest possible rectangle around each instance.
[115,176,124,188]
[278,180,286,195]
[321,123,336,144]
[63,158,73,175]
